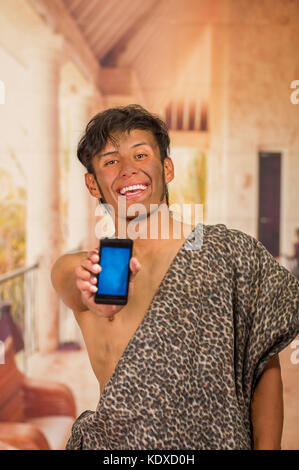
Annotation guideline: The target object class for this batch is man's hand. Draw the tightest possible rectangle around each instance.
[75,248,141,319]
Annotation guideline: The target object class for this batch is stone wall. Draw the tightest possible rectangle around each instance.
[208,0,299,257]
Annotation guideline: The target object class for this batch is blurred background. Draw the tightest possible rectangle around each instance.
[0,0,298,450]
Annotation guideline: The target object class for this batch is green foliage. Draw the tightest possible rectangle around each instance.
[0,168,26,330]
[0,168,26,272]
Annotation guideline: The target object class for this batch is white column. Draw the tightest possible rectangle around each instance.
[59,85,102,348]
[87,90,103,250]
[66,87,94,253]
[23,34,63,354]
[207,22,230,226]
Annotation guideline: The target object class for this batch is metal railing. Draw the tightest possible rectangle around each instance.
[0,262,39,284]
[0,262,39,372]
[0,244,85,371]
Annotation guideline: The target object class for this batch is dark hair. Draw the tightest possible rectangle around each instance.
[77,104,170,173]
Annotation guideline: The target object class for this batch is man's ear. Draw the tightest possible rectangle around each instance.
[85,173,102,199]
[163,157,174,185]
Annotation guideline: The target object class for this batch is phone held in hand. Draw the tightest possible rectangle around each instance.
[94,237,133,305]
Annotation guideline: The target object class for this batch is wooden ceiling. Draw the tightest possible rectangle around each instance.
[62,0,159,64]
[61,0,212,130]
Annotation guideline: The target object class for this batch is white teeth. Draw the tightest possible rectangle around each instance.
[119,184,147,195]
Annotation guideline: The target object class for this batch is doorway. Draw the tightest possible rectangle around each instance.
[258,152,281,258]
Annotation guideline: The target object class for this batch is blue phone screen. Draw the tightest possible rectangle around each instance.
[97,246,131,296]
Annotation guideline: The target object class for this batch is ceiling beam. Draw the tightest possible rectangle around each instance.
[99,67,147,107]
[28,0,102,92]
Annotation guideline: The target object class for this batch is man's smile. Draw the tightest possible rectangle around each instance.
[116,181,150,200]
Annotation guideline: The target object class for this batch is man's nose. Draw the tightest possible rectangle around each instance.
[119,157,138,177]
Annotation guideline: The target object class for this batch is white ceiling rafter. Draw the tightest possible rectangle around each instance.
[75,0,100,26]
[90,2,135,58]
[60,0,211,122]
[83,1,116,39]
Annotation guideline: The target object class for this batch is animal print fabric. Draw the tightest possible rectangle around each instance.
[66,223,299,450]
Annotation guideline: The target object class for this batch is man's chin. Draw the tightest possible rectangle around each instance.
[116,213,149,222]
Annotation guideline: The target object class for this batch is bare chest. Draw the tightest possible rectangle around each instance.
[76,240,184,393]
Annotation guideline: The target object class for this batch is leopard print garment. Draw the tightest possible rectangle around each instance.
[66,223,299,450]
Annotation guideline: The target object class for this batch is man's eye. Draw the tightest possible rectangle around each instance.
[135,154,147,159]
[104,160,117,166]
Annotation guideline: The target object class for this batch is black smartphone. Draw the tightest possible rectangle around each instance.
[94,237,133,305]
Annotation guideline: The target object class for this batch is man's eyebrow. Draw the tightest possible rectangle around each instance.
[98,142,151,159]
[131,142,150,148]
[98,149,118,158]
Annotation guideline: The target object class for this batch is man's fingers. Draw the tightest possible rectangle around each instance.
[84,248,100,269]
[75,265,91,281]
[130,257,141,275]
[75,265,100,285]
[80,258,101,274]
[88,249,99,263]
[81,289,92,302]
[76,278,98,293]
[128,257,141,298]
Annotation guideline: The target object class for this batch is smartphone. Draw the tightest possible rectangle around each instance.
[94,237,133,305]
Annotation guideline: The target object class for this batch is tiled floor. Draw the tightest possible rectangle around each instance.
[26,338,299,450]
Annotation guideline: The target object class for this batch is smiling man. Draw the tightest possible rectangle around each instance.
[51,104,299,450]
[86,126,174,229]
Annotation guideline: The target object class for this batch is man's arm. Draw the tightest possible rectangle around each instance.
[250,354,283,450]
[51,252,89,312]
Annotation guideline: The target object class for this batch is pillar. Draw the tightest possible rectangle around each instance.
[23,34,63,354]
[65,84,94,253]
[60,61,104,253]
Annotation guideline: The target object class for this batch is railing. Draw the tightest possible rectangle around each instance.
[0,263,39,283]
[0,262,39,372]
[0,245,85,371]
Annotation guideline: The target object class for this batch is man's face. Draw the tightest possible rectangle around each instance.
[85,129,174,218]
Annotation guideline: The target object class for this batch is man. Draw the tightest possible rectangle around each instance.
[51,104,299,450]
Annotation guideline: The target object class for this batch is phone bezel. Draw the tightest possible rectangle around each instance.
[94,237,133,305]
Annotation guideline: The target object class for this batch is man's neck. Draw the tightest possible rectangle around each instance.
[113,206,194,258]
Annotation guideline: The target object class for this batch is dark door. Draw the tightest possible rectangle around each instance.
[258,152,281,258]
